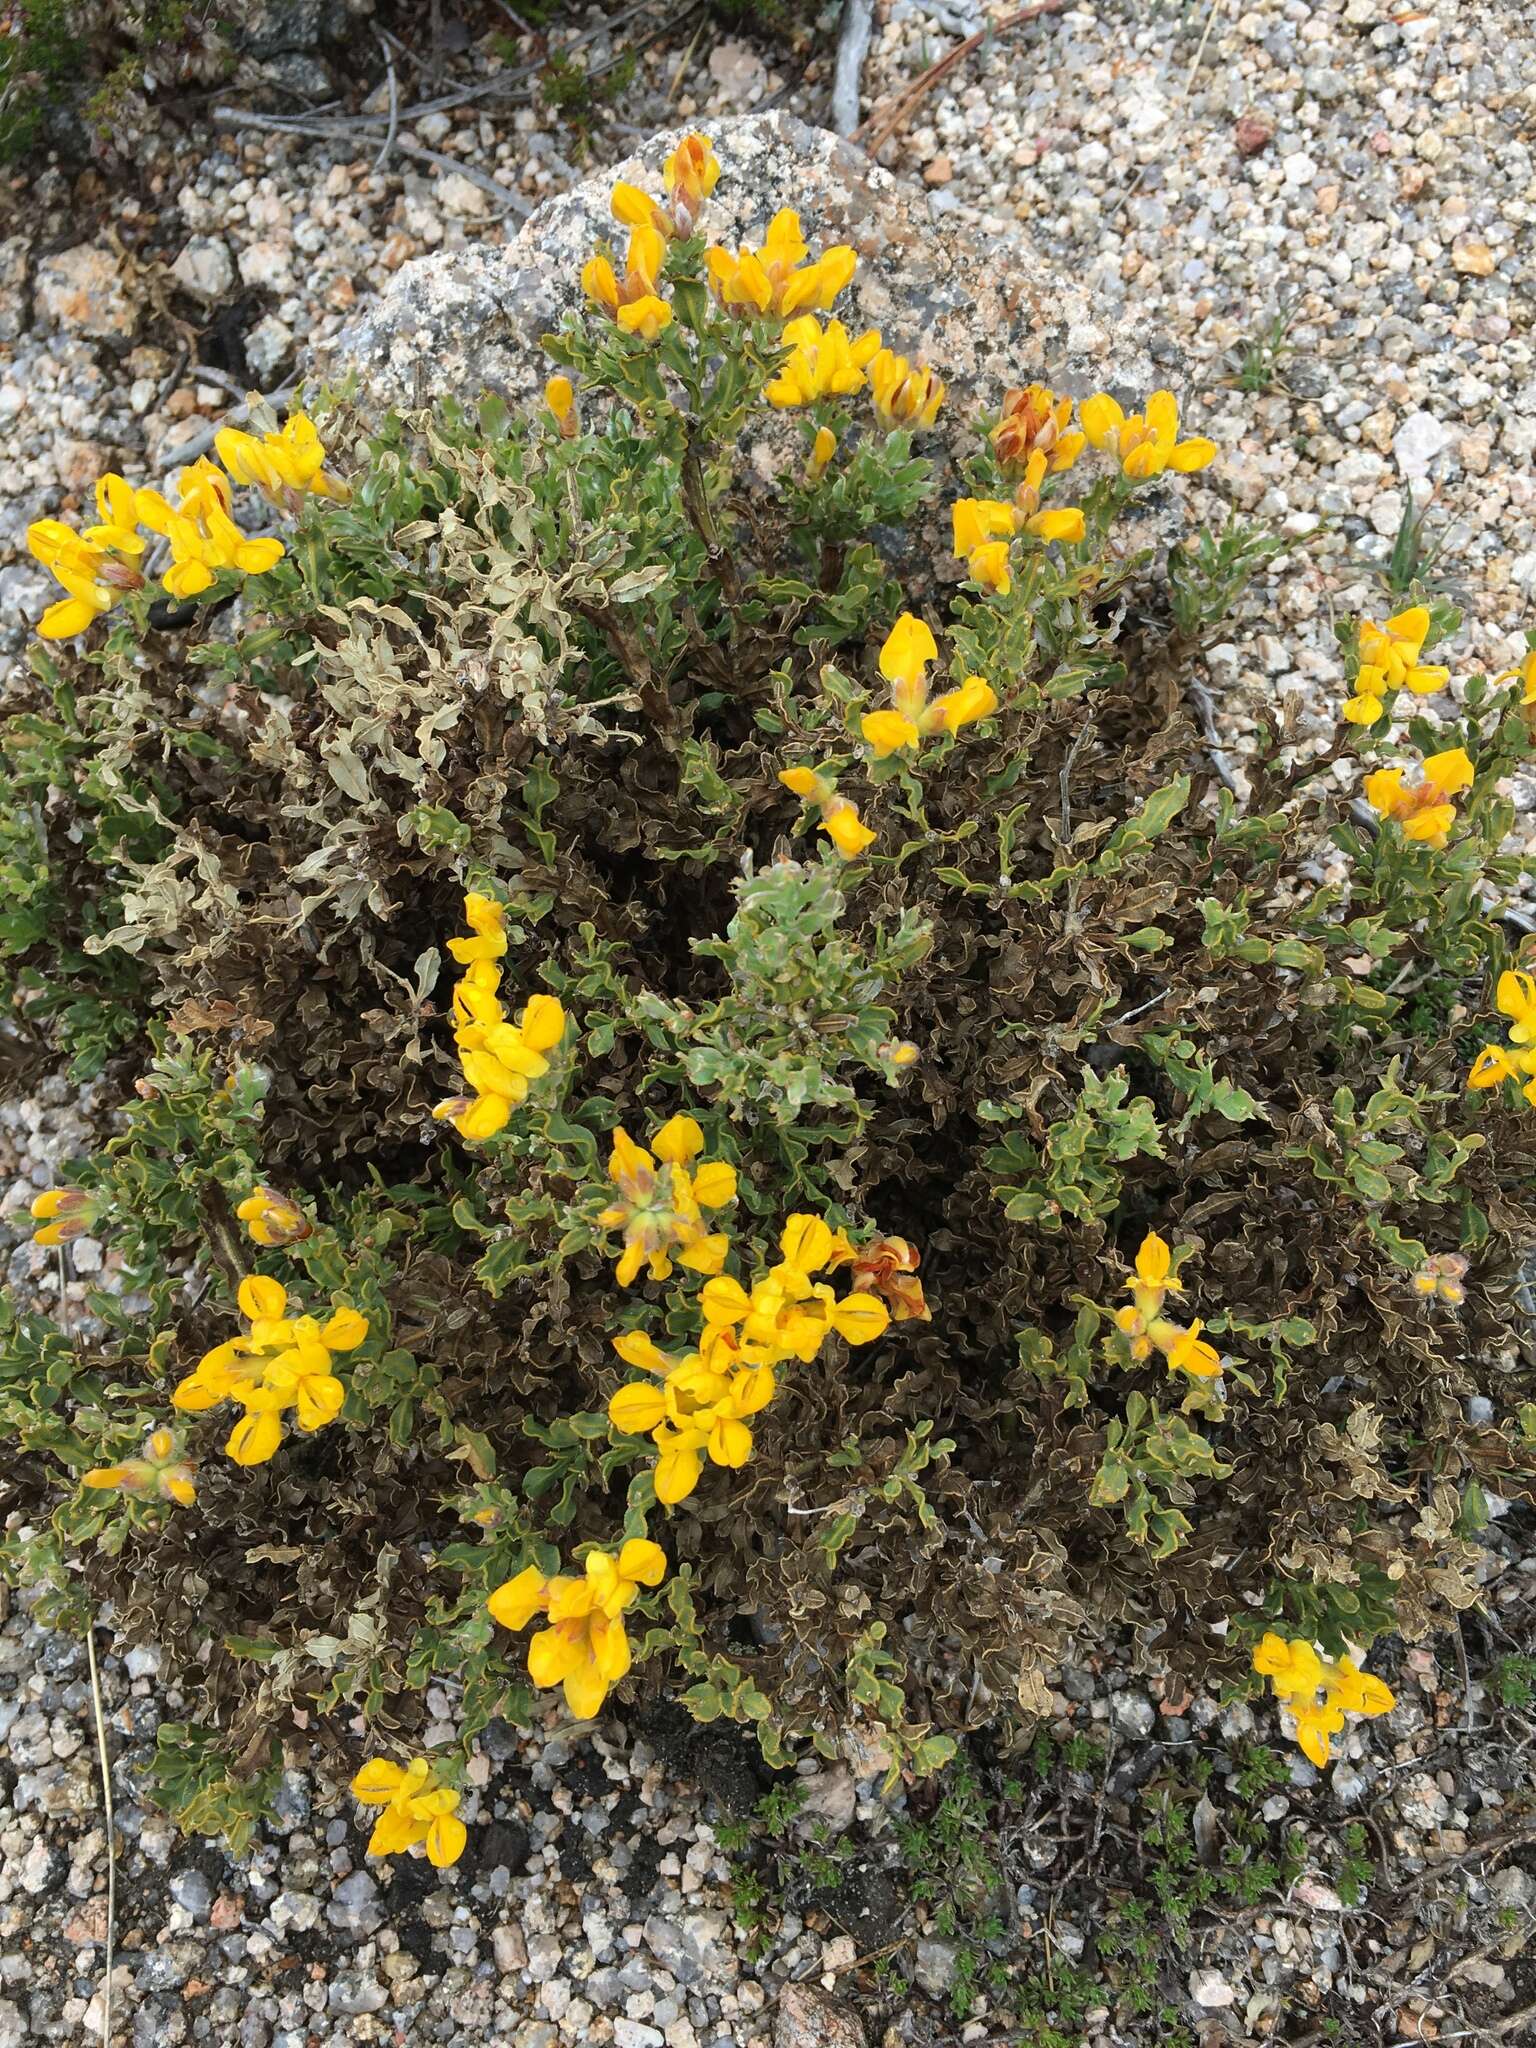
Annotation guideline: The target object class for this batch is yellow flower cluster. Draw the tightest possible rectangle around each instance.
[764,316,881,409]
[582,223,673,341]
[351,1756,467,1868]
[1080,389,1216,479]
[1468,969,1536,1106]
[488,1538,667,1719]
[862,611,996,758]
[1411,1251,1467,1304]
[611,131,721,238]
[432,891,567,1140]
[867,346,944,430]
[171,1274,367,1466]
[993,383,1086,475]
[1115,1231,1222,1379]
[25,412,340,638]
[764,322,944,443]
[137,458,286,601]
[827,1232,930,1322]
[705,209,856,319]
[236,1184,311,1247]
[26,476,146,637]
[598,1115,738,1285]
[29,1187,97,1247]
[1344,604,1449,725]
[1252,1633,1395,1768]
[608,1214,890,1504]
[777,765,876,858]
[82,1427,196,1510]
[951,473,1085,595]
[215,414,349,513]
[1363,746,1473,850]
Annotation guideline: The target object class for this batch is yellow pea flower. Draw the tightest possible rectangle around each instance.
[171,1274,366,1467]
[136,457,285,602]
[1252,1632,1394,1768]
[487,1541,667,1719]
[1363,746,1474,849]
[27,499,146,639]
[351,1756,467,1868]
[867,347,944,430]
[764,316,881,408]
[434,893,567,1139]
[820,795,876,858]
[929,677,998,734]
[1011,450,1085,545]
[664,132,720,230]
[778,766,877,859]
[1342,663,1390,727]
[215,412,349,510]
[582,225,672,339]
[861,709,920,758]
[950,499,1016,593]
[705,209,856,318]
[1357,605,1446,694]
[806,424,837,482]
[609,134,720,239]
[597,1116,737,1286]
[1114,1229,1229,1380]
[1467,970,1536,1107]
[1081,389,1216,479]
[877,612,938,710]
[544,375,578,438]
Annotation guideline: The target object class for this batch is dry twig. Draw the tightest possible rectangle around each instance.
[85,1623,117,2048]
[853,0,1068,158]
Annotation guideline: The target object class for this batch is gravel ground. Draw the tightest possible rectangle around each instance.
[3,0,1536,2041]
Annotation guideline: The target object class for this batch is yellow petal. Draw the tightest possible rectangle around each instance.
[487,1565,550,1633]
[829,1294,890,1345]
[861,709,921,758]
[238,1274,288,1322]
[528,1625,582,1689]
[609,1383,669,1435]
[618,1538,667,1588]
[1169,437,1217,473]
[690,1160,736,1208]
[780,1214,834,1273]
[652,1114,705,1164]
[351,1759,407,1802]
[226,1409,284,1466]
[519,994,566,1052]
[1079,393,1125,449]
[426,1813,467,1867]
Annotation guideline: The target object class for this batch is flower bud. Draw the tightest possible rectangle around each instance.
[235,1184,312,1248]
[30,1188,96,1247]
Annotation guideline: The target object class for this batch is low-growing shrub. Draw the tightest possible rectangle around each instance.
[6,134,1536,1856]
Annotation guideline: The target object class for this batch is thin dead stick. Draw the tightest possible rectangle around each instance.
[85,1622,116,2048]
[214,0,681,137]
[393,136,533,216]
[372,31,400,174]
[1183,0,1225,93]
[853,0,1068,157]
